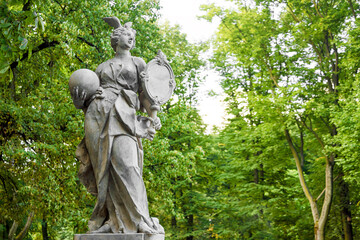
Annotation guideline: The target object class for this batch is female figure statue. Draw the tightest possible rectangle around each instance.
[72,17,164,235]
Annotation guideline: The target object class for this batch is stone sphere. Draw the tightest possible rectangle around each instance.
[69,69,100,109]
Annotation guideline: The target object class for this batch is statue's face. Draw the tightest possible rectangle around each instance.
[118,29,135,50]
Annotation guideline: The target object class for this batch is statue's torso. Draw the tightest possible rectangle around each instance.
[96,58,139,93]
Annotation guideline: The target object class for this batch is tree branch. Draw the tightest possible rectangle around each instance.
[10,40,60,70]
[319,116,334,135]
[22,0,31,11]
[268,69,280,88]
[286,3,300,22]
[309,39,323,63]
[312,0,324,18]
[15,211,34,240]
[329,32,340,91]
[77,36,100,52]
[318,155,334,236]
[53,0,65,11]
[0,175,8,194]
[8,221,19,240]
[284,128,319,223]
[316,174,340,202]
[315,174,343,202]
[347,0,357,19]
[75,54,84,63]
[300,116,325,149]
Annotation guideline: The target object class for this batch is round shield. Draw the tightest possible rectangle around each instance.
[142,57,175,106]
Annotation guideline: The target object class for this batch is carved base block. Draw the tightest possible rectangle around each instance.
[74,233,165,240]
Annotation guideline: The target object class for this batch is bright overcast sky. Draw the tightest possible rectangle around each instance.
[159,0,230,132]
[159,0,221,43]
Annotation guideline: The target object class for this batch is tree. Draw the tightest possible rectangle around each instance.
[142,23,208,240]
[0,0,206,239]
[202,0,359,239]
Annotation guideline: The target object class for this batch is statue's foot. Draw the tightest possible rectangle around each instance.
[91,224,111,233]
[151,217,165,234]
[155,224,165,234]
[138,221,157,234]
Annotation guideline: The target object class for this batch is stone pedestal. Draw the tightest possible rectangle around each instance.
[74,233,165,240]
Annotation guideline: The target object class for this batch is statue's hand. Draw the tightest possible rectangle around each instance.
[71,86,87,109]
[95,87,104,99]
[140,71,148,82]
[146,127,156,141]
[153,117,162,131]
[136,116,156,141]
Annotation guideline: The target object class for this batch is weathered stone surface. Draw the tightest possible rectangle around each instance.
[142,50,175,107]
[73,233,165,240]
[69,69,99,109]
[74,233,144,240]
[69,15,172,236]
[145,234,164,240]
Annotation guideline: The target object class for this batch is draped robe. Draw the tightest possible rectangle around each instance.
[75,57,160,233]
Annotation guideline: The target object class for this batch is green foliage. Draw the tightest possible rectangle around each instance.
[2,0,360,239]
[201,0,360,239]
[144,102,206,239]
[157,22,207,104]
[0,0,206,239]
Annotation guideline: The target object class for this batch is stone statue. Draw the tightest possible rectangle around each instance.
[69,16,175,239]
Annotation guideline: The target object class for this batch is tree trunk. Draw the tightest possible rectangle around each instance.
[42,215,50,240]
[339,179,353,240]
[171,216,177,228]
[315,158,334,240]
[8,221,19,240]
[341,209,353,240]
[254,169,259,184]
[8,212,34,240]
[186,181,194,240]
[315,226,324,240]
[285,129,335,240]
[186,214,194,240]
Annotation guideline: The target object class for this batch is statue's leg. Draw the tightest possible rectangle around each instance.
[84,103,109,232]
[108,135,156,233]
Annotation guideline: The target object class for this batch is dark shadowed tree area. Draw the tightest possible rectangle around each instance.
[1,0,360,239]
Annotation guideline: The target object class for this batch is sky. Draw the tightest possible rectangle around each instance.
[159,0,230,132]
[159,0,221,42]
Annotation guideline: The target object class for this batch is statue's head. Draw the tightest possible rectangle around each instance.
[111,23,136,51]
[103,17,136,52]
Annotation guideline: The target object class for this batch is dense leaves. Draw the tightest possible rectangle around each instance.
[2,0,360,239]
[201,0,360,239]
[0,0,206,239]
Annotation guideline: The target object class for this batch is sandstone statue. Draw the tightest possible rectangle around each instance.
[69,16,175,238]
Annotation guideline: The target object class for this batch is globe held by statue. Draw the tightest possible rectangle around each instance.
[69,69,99,109]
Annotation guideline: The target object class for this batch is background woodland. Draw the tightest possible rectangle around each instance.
[1,0,360,239]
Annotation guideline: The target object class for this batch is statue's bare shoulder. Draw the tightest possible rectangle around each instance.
[133,56,146,73]
[95,60,111,76]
